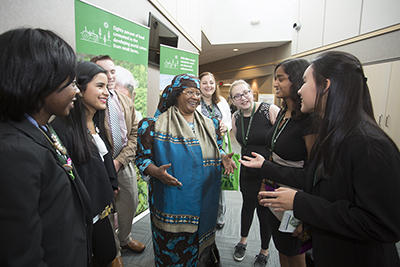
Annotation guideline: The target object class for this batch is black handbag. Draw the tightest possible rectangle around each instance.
[198,242,222,267]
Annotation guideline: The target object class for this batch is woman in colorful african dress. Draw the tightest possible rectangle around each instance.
[136,74,236,266]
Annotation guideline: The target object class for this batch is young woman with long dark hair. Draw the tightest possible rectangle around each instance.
[51,61,118,267]
[262,58,312,267]
[245,51,400,267]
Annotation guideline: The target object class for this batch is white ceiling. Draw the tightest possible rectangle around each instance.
[199,32,289,65]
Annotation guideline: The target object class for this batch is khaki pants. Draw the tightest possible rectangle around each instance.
[109,162,138,256]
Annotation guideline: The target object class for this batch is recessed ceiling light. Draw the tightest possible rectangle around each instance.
[233,48,239,52]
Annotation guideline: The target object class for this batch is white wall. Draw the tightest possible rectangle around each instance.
[361,0,400,34]
[323,0,363,45]
[201,0,294,45]
[149,0,201,50]
[0,0,77,48]
[292,0,400,54]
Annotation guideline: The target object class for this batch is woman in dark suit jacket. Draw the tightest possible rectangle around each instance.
[243,51,400,267]
[52,61,118,267]
[0,28,92,266]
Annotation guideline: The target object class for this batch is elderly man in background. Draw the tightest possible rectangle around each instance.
[115,66,142,121]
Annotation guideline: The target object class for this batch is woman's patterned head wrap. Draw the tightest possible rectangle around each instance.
[155,73,200,117]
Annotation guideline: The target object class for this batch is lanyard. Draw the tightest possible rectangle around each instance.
[241,102,256,152]
[202,98,214,117]
[39,124,75,179]
[269,111,290,161]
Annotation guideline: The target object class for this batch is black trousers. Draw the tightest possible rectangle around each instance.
[240,193,272,249]
[91,217,117,267]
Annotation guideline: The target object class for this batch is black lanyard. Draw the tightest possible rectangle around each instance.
[241,102,256,152]
[269,111,290,161]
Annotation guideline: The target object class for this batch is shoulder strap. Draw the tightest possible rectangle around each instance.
[222,130,233,153]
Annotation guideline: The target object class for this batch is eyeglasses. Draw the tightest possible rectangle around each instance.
[182,89,201,98]
[232,89,252,101]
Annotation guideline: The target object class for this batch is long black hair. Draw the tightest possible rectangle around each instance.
[274,58,309,120]
[310,51,397,178]
[63,61,110,164]
[0,28,76,122]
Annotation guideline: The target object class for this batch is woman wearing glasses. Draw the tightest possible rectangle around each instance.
[230,80,280,267]
[136,74,236,266]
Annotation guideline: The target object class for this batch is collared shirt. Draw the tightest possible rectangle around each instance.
[25,114,47,132]
[108,89,128,148]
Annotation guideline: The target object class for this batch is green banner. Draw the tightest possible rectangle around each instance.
[75,0,149,66]
[159,44,199,90]
[75,0,149,216]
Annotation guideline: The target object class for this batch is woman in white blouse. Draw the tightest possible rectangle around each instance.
[51,61,118,267]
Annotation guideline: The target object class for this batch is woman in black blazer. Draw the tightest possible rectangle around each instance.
[0,28,92,266]
[243,51,400,267]
[52,61,118,267]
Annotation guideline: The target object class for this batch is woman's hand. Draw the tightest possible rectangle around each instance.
[257,181,267,203]
[258,187,297,211]
[113,187,120,198]
[239,152,265,169]
[220,122,227,133]
[145,163,182,187]
[292,223,303,239]
[221,152,237,174]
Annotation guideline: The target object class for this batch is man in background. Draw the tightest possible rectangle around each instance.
[114,66,142,121]
[91,55,145,267]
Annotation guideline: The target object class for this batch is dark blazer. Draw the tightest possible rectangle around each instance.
[294,135,400,267]
[0,118,92,266]
[51,117,118,217]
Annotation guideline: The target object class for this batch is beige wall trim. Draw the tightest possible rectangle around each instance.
[148,0,201,52]
[213,24,400,75]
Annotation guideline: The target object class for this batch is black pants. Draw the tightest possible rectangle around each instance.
[91,218,117,267]
[240,193,272,249]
